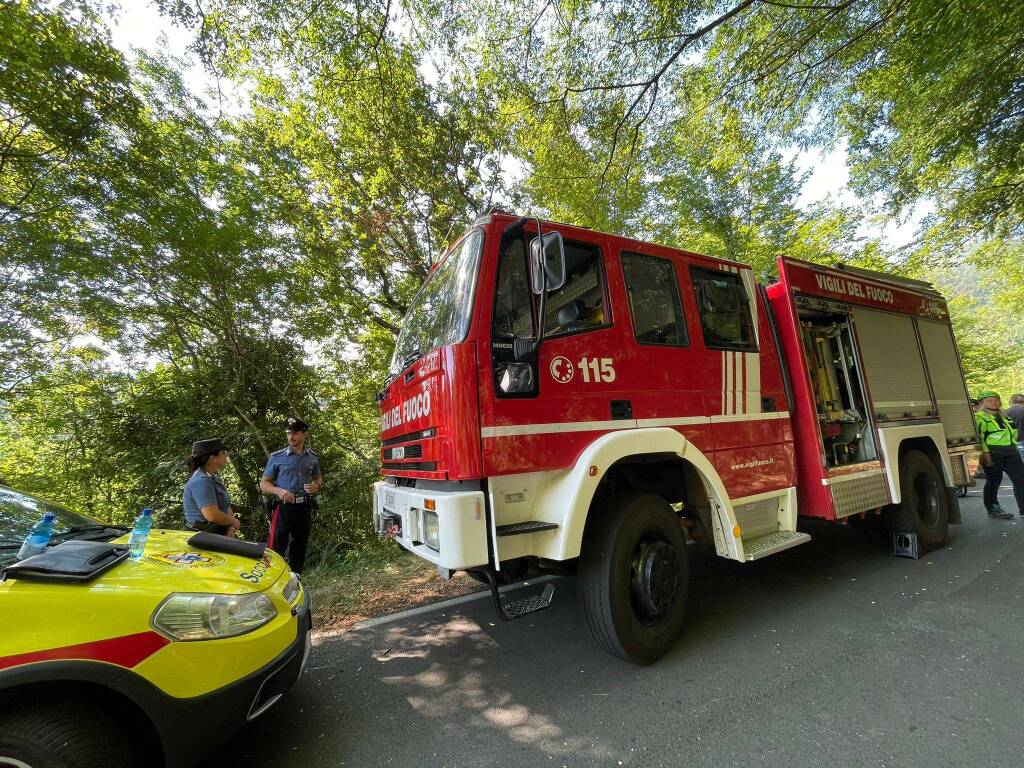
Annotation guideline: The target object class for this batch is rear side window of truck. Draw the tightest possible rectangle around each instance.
[621,252,689,346]
[689,266,758,352]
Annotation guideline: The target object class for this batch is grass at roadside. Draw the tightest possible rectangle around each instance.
[301,542,483,635]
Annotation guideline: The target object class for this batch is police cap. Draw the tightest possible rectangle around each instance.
[191,438,226,457]
[284,417,310,432]
[977,390,1000,401]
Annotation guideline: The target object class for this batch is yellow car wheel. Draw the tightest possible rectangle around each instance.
[0,695,140,768]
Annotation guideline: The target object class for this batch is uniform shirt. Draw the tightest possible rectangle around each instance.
[976,409,1019,452]
[183,469,232,527]
[263,447,321,494]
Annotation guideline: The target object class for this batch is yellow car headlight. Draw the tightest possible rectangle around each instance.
[152,592,277,641]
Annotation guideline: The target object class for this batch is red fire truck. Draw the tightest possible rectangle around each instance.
[372,211,977,664]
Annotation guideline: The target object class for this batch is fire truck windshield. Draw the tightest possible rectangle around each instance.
[389,228,484,376]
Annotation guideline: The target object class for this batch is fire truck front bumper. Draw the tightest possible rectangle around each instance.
[372,481,490,571]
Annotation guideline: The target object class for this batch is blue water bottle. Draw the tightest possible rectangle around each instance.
[128,508,154,560]
[17,512,57,560]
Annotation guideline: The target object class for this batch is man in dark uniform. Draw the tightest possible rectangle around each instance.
[1007,393,1024,460]
[260,417,323,572]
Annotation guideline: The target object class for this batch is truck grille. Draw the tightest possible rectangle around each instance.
[383,444,423,460]
[382,461,437,471]
[382,428,433,447]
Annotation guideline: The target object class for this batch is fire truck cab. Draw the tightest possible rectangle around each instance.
[372,211,975,664]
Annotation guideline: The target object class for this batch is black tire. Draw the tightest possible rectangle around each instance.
[0,698,139,768]
[888,450,949,551]
[579,493,689,664]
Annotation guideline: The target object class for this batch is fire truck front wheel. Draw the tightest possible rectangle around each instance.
[579,492,689,665]
[889,449,950,551]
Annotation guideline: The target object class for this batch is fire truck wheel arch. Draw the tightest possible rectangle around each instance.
[876,424,955,504]
[537,428,742,563]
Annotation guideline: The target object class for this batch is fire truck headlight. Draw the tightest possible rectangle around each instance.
[422,510,440,551]
[499,363,534,394]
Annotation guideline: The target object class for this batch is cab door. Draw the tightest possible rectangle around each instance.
[609,246,710,456]
[480,225,627,476]
[688,263,794,498]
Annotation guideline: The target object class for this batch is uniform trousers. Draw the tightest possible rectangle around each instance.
[269,501,312,573]
[982,448,1024,515]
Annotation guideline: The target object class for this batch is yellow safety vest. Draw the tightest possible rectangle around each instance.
[976,410,1018,450]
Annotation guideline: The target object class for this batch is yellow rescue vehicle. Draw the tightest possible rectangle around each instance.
[0,485,311,768]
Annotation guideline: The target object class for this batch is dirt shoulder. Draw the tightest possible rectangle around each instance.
[302,547,484,636]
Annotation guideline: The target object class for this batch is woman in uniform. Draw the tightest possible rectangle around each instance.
[182,438,240,536]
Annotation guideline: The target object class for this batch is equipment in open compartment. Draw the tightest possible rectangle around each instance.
[796,296,878,468]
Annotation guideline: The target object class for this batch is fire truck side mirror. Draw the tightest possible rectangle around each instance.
[529,231,567,295]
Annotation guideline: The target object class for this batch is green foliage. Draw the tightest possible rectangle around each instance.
[0,0,142,387]
[931,241,1024,396]
[710,0,1024,242]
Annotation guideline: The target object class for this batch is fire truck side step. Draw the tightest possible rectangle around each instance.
[496,521,559,536]
[502,584,556,619]
[480,569,556,620]
[743,530,811,561]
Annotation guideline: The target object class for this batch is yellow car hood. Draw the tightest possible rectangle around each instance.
[99,528,289,594]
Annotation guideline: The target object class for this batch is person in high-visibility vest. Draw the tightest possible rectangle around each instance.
[975,390,1024,519]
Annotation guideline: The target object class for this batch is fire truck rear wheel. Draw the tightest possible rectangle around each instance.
[579,492,689,665]
[889,449,949,551]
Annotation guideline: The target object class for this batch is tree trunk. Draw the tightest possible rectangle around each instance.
[227,450,266,538]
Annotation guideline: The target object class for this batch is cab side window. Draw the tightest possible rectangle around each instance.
[621,252,689,346]
[492,235,609,343]
[689,266,758,352]
[543,241,608,337]
[492,237,533,341]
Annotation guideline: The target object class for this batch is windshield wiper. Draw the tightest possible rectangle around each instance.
[398,347,423,372]
[382,347,424,393]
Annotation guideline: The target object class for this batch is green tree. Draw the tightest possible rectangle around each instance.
[0,0,142,389]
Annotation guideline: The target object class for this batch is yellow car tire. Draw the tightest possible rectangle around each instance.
[0,695,139,768]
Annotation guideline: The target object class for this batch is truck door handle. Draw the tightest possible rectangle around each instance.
[610,400,632,419]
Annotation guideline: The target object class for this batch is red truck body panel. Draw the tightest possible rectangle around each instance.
[379,214,970,527]
[378,343,482,481]
[382,215,797,501]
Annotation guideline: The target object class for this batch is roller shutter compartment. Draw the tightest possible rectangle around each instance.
[917,318,976,444]
[851,307,932,421]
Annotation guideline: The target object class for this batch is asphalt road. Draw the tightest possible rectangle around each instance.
[207,483,1024,768]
